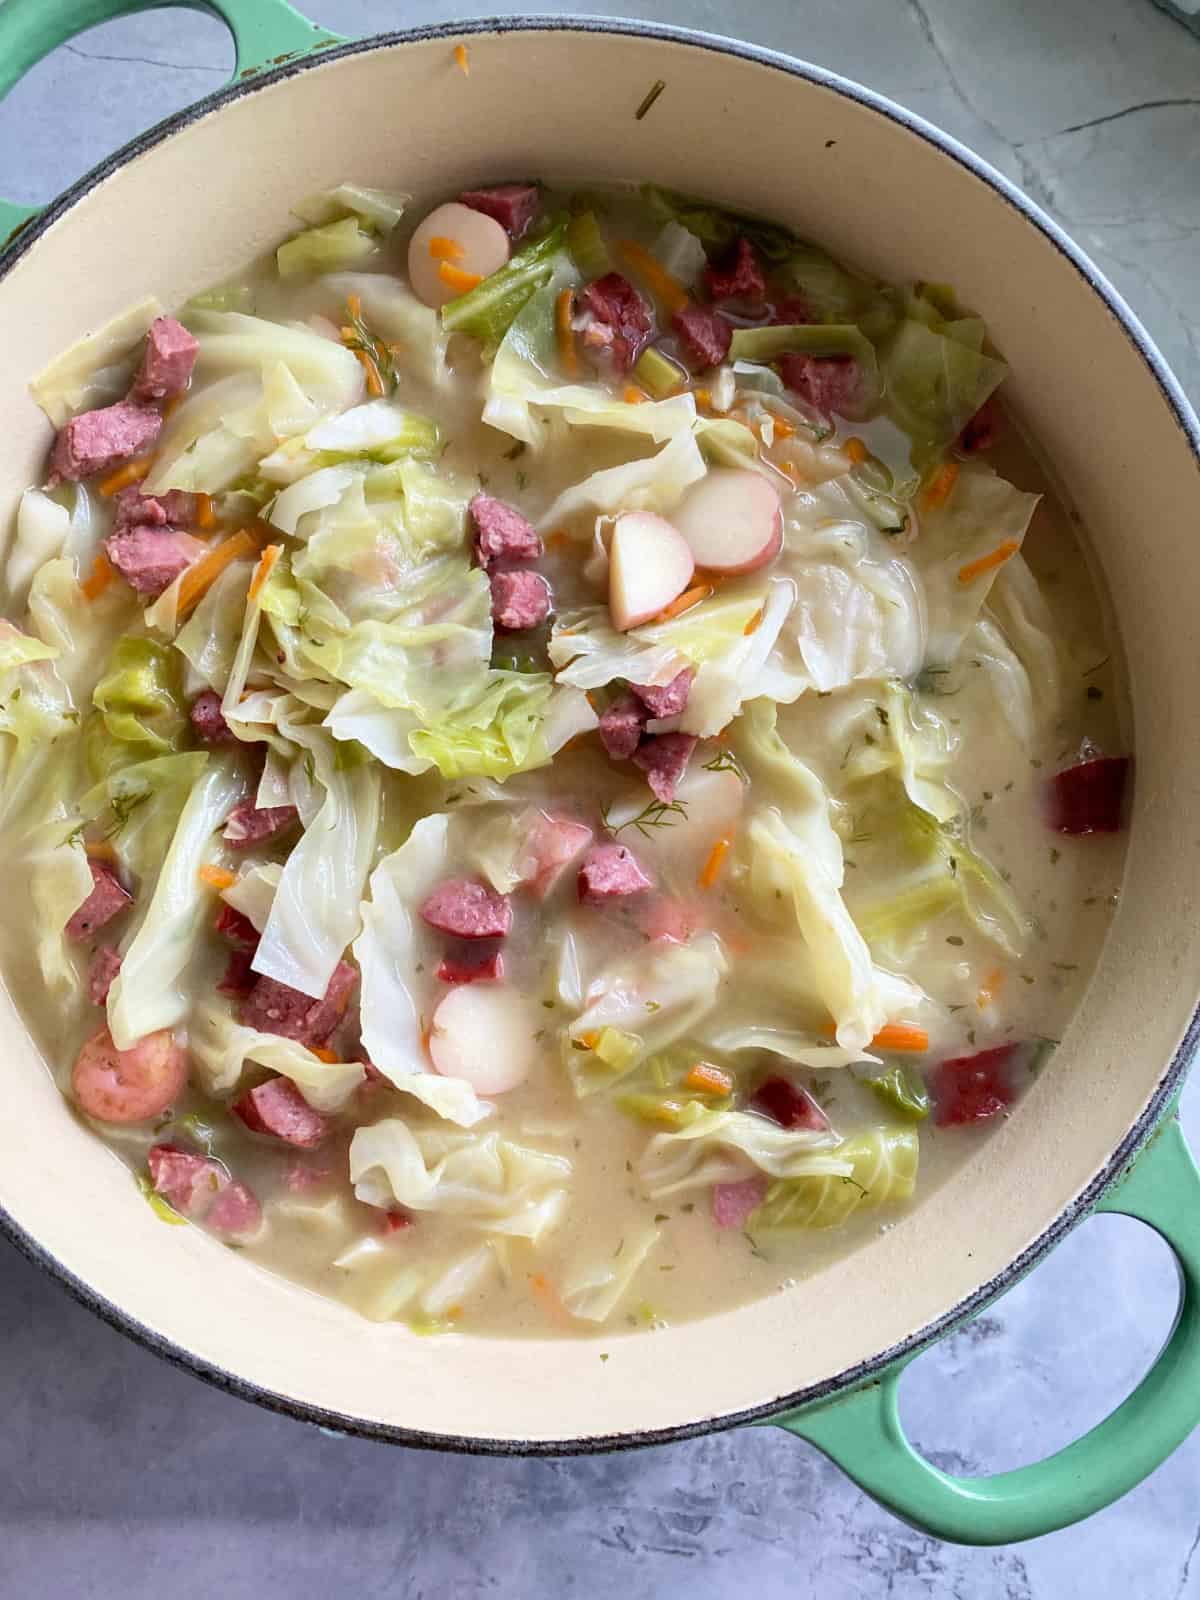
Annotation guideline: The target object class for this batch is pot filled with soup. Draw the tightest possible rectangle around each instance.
[2,0,1200,1546]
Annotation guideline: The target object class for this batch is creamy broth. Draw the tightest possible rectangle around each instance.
[1,181,1128,1336]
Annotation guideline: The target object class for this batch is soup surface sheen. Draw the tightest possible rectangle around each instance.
[2,180,1129,1336]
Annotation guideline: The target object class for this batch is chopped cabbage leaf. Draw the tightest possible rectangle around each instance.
[441,216,569,351]
[561,1225,660,1323]
[639,1108,846,1197]
[293,184,409,234]
[9,490,70,605]
[913,463,1040,665]
[746,805,887,1055]
[107,756,244,1049]
[537,428,707,529]
[751,1127,919,1230]
[277,216,380,279]
[188,1001,364,1111]
[173,558,254,695]
[349,1117,571,1243]
[30,828,94,999]
[220,861,282,934]
[566,934,728,1095]
[31,296,164,427]
[883,288,1008,464]
[93,638,186,758]
[251,715,380,999]
[984,551,1063,731]
[843,680,961,824]
[353,815,489,1127]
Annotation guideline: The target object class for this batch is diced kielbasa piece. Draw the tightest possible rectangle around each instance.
[578,274,653,374]
[436,948,505,984]
[631,667,695,719]
[206,1180,263,1237]
[704,237,767,304]
[578,842,653,903]
[712,1175,768,1229]
[420,878,513,939]
[49,400,163,483]
[958,397,999,454]
[770,295,815,325]
[148,1144,226,1218]
[217,948,258,999]
[460,183,540,239]
[105,525,203,598]
[111,485,198,534]
[521,812,594,898]
[66,859,132,942]
[470,493,543,566]
[672,304,732,371]
[223,799,299,849]
[190,689,234,745]
[87,945,122,1007]
[932,1045,1017,1126]
[214,903,259,948]
[750,1076,829,1131]
[233,1076,330,1149]
[632,732,697,803]
[114,485,196,530]
[598,692,648,761]
[237,960,358,1047]
[778,353,862,418]
[132,316,199,402]
[491,568,552,630]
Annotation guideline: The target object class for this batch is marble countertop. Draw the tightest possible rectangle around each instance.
[2,1,1199,1594]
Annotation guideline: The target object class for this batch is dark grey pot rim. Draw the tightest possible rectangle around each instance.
[1,12,1197,1459]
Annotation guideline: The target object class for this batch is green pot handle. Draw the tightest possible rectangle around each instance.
[0,0,341,245]
[775,1115,1200,1544]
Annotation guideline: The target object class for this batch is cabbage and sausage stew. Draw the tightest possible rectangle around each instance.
[4,181,1130,1332]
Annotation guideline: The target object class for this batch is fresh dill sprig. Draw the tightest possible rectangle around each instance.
[340,298,399,396]
[702,749,748,783]
[602,798,689,838]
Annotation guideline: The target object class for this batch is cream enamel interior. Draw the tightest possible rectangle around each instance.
[1,24,1198,1445]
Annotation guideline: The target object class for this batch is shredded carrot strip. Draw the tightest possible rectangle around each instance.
[699,833,733,890]
[528,1272,570,1324]
[175,529,259,621]
[743,606,765,637]
[693,387,712,407]
[976,967,1006,1009]
[198,864,236,891]
[97,456,152,498]
[311,1046,339,1064]
[546,531,571,551]
[872,1023,930,1052]
[248,543,282,601]
[438,261,483,293]
[346,292,363,321]
[616,238,687,313]
[958,538,1019,587]
[161,394,183,423]
[766,413,796,441]
[453,42,470,75]
[80,551,116,602]
[85,840,118,864]
[843,435,868,465]
[685,1062,734,1096]
[352,347,385,397]
[579,1030,601,1050]
[555,288,579,380]
[922,461,960,511]
[654,583,712,623]
[195,492,216,530]
[428,235,464,262]
[777,459,802,486]
[622,385,648,405]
